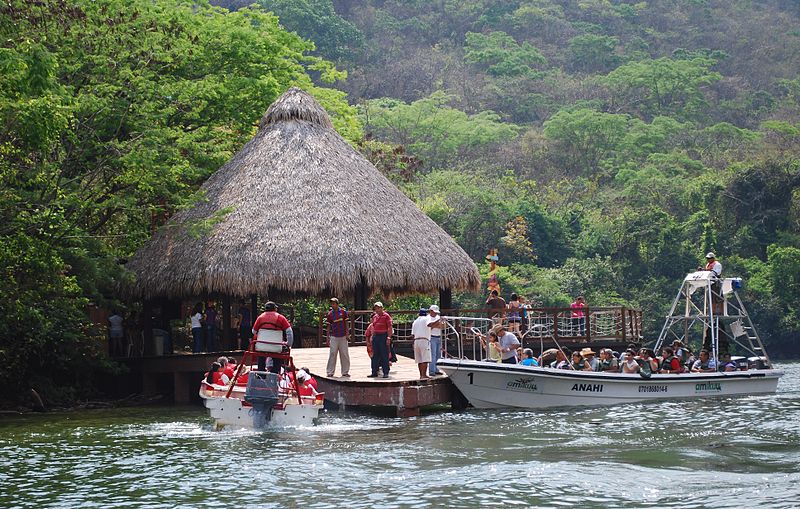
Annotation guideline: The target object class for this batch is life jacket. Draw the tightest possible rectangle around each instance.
[223,364,235,378]
[661,355,680,373]
[211,371,227,385]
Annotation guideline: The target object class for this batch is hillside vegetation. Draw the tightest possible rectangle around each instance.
[234,0,800,352]
[2,0,800,403]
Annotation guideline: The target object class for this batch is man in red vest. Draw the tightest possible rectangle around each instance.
[252,301,293,373]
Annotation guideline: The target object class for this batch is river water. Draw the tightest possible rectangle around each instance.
[2,362,799,508]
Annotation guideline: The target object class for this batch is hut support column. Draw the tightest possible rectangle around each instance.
[142,300,154,350]
[250,294,258,326]
[222,294,232,349]
[439,288,452,312]
[355,275,369,311]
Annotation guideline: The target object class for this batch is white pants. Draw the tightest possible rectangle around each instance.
[326,336,350,376]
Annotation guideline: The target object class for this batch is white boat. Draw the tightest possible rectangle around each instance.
[438,271,783,408]
[199,374,322,429]
[198,330,322,429]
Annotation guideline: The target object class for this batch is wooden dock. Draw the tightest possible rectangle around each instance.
[116,346,455,417]
[292,346,453,417]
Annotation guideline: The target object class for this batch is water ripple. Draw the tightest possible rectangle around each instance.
[1,363,799,508]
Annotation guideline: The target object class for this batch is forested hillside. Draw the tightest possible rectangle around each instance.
[227,0,800,353]
[3,0,800,404]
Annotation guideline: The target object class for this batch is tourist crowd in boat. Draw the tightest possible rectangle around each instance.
[478,338,748,375]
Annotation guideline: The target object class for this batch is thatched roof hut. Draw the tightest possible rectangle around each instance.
[126,88,480,301]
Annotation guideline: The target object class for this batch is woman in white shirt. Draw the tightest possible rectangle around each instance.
[191,302,204,353]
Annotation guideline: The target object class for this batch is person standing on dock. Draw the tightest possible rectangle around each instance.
[486,290,506,325]
[325,297,351,378]
[236,299,252,350]
[367,302,393,378]
[427,304,446,376]
[411,308,432,379]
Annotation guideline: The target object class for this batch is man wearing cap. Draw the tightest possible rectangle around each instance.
[368,302,393,378]
[411,308,433,379]
[325,298,350,378]
[703,252,722,277]
[494,324,521,364]
[252,301,293,373]
[427,304,447,376]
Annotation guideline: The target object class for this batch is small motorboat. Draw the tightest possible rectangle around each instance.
[198,329,323,429]
[438,271,783,408]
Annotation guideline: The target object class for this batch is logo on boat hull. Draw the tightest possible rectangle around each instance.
[695,382,722,393]
[571,383,603,392]
[507,377,538,392]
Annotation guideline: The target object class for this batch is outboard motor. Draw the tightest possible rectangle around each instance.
[245,371,280,427]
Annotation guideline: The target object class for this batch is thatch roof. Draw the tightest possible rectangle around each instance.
[126,88,480,300]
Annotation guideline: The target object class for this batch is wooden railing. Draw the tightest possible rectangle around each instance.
[316,306,642,348]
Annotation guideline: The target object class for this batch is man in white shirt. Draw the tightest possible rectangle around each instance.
[410,308,433,379]
[494,324,521,364]
[704,252,722,277]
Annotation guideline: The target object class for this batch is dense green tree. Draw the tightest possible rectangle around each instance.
[464,31,546,77]
[0,0,358,404]
[602,57,722,121]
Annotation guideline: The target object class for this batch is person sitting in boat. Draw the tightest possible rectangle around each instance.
[690,349,717,372]
[294,370,318,397]
[718,352,738,372]
[570,351,592,371]
[671,340,690,368]
[205,362,230,386]
[659,347,683,374]
[550,349,570,369]
[299,367,318,392]
[638,348,660,373]
[621,350,640,374]
[538,348,558,367]
[252,301,294,373]
[479,331,502,363]
[520,348,539,366]
[217,356,235,379]
[597,348,619,372]
[580,348,599,371]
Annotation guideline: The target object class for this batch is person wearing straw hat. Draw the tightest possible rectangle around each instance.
[493,323,520,364]
[580,347,599,371]
[325,297,350,378]
[367,302,393,378]
[427,304,447,376]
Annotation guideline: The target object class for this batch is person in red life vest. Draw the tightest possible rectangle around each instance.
[367,302,393,378]
[364,323,374,358]
[252,301,293,373]
[205,362,230,386]
[298,367,318,392]
[223,357,237,379]
[294,369,319,398]
[217,356,236,379]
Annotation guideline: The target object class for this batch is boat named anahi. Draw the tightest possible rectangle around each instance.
[438,271,783,408]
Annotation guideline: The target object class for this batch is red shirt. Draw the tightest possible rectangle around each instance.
[252,311,291,332]
[223,364,235,378]
[570,301,585,318]
[370,312,393,333]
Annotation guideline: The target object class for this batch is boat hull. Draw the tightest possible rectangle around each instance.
[199,384,321,429]
[438,359,783,409]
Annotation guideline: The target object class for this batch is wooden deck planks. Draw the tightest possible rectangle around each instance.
[291,346,432,382]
